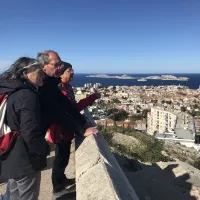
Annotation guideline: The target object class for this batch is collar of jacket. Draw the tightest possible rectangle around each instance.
[59,82,72,89]
[23,80,39,93]
[44,75,61,86]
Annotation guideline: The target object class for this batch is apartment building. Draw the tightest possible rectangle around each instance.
[147,107,177,135]
[194,118,200,133]
[75,91,87,101]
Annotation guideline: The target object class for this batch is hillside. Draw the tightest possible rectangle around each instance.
[103,132,200,200]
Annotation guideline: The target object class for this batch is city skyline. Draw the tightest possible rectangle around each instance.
[0,0,200,73]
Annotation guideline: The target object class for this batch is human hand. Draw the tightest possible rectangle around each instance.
[84,126,99,137]
[92,88,101,99]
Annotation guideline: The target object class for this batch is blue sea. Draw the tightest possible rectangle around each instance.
[71,74,200,89]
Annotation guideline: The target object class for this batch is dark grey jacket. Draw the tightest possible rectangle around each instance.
[0,78,49,182]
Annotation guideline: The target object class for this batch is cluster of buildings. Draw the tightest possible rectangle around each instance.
[73,83,200,147]
[84,83,102,89]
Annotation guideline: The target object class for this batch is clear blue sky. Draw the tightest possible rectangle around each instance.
[0,0,200,73]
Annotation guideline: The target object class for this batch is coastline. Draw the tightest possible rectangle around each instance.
[86,74,189,81]
[72,74,199,89]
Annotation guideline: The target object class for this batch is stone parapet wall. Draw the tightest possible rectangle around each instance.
[75,133,139,200]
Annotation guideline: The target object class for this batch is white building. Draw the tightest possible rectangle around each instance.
[147,107,177,135]
[93,83,102,89]
[84,83,92,88]
[135,120,147,131]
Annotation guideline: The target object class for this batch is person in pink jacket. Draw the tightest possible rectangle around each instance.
[48,62,100,197]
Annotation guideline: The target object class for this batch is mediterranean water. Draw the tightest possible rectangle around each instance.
[72,74,200,89]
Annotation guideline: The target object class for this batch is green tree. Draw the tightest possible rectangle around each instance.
[190,110,196,117]
[103,93,109,97]
[110,110,129,121]
[151,99,158,104]
[107,108,118,116]
[166,100,172,105]
[142,109,149,118]
[112,98,121,103]
[181,106,187,112]
[130,115,142,123]
[195,111,200,116]
[98,100,106,109]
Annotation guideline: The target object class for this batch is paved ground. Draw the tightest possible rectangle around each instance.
[0,143,76,200]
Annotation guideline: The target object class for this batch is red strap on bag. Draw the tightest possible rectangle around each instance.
[0,94,19,156]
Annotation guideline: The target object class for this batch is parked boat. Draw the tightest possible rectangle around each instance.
[137,78,147,82]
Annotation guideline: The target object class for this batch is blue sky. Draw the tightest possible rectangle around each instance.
[0,0,200,73]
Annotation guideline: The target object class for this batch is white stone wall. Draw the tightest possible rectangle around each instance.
[76,134,139,200]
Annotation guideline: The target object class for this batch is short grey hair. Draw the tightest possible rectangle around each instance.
[37,50,60,65]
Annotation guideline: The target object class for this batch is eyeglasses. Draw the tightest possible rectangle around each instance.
[48,61,63,68]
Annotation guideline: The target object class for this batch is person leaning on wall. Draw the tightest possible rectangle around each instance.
[0,57,50,200]
[47,61,100,197]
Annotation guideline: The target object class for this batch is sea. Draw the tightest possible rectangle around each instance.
[71,74,200,89]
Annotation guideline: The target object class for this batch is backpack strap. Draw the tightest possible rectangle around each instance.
[0,93,20,157]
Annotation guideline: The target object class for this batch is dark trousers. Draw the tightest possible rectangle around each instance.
[52,141,71,192]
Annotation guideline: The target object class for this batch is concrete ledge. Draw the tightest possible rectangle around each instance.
[75,133,139,200]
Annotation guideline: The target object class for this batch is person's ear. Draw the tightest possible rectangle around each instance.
[42,65,47,72]
[23,71,28,77]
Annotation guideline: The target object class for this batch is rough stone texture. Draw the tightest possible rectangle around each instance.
[75,133,139,200]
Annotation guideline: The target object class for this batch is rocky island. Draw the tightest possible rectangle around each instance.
[87,74,189,81]
[146,75,189,81]
[86,74,135,79]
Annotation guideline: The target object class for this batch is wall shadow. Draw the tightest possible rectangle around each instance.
[113,153,197,200]
[75,135,85,150]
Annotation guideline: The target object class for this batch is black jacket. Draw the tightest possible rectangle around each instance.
[38,76,87,135]
[0,78,49,182]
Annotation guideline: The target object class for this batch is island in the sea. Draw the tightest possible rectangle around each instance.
[86,74,135,79]
[146,75,189,81]
[86,74,189,81]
